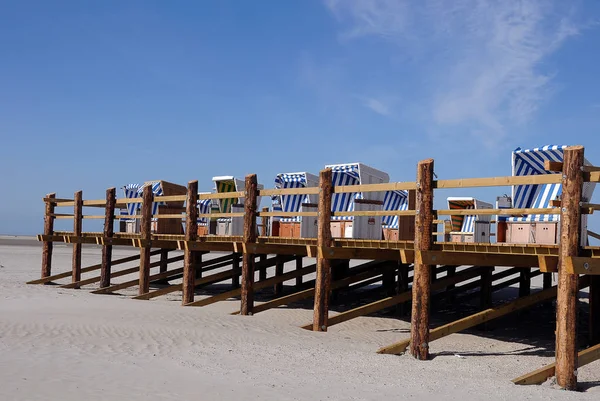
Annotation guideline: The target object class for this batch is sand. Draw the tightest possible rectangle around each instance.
[0,239,599,400]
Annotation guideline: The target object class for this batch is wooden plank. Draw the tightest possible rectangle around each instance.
[233,262,389,316]
[259,211,318,217]
[565,257,600,274]
[185,262,317,307]
[437,208,557,216]
[182,180,199,305]
[333,182,417,193]
[588,230,600,241]
[419,250,540,268]
[134,266,239,300]
[100,188,116,288]
[555,145,584,390]
[71,190,83,288]
[538,255,558,272]
[313,266,483,330]
[411,158,434,360]
[544,161,563,172]
[259,187,319,196]
[582,165,600,173]
[333,210,416,217]
[93,253,232,295]
[240,174,258,315]
[138,185,153,296]
[435,174,562,189]
[44,197,74,204]
[41,193,56,279]
[322,247,405,261]
[379,279,587,356]
[313,168,333,331]
[27,251,156,285]
[62,255,184,289]
[513,341,600,385]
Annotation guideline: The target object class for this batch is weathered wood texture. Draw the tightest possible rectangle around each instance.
[295,256,303,287]
[240,174,258,315]
[138,185,153,296]
[555,146,584,390]
[71,190,83,288]
[99,188,116,288]
[41,193,56,279]
[182,180,199,305]
[410,159,435,360]
[232,253,241,289]
[313,168,333,331]
[160,250,169,274]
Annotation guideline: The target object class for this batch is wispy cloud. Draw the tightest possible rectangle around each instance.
[325,0,586,143]
[361,96,391,116]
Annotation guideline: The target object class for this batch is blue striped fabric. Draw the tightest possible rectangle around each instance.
[143,182,165,216]
[274,173,309,223]
[509,145,565,222]
[382,190,408,228]
[197,198,212,224]
[330,164,361,221]
[461,205,476,232]
[123,184,141,218]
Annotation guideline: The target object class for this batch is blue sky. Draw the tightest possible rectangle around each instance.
[1,0,599,235]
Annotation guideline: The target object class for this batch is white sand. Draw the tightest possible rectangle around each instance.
[0,241,599,400]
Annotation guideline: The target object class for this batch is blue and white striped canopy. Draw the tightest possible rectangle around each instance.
[122,182,165,219]
[382,190,408,228]
[510,145,564,222]
[274,173,309,223]
[123,184,142,217]
[197,198,212,224]
[330,164,361,221]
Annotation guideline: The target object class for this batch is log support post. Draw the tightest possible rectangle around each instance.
[445,266,457,305]
[478,266,494,330]
[100,188,116,288]
[274,255,284,295]
[590,276,600,345]
[71,190,83,288]
[232,253,241,289]
[295,256,303,287]
[160,250,169,274]
[182,181,199,305]
[259,254,267,281]
[240,174,258,315]
[397,263,410,316]
[410,159,434,360]
[313,168,333,332]
[41,193,56,279]
[519,268,532,297]
[555,146,584,390]
[138,185,153,296]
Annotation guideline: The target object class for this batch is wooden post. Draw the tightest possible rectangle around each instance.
[410,159,434,360]
[99,188,116,288]
[71,190,83,288]
[555,146,584,390]
[232,253,241,289]
[590,276,600,345]
[313,168,333,331]
[261,206,269,236]
[274,255,284,295]
[295,256,303,287]
[543,272,552,290]
[397,263,410,316]
[519,268,532,297]
[160,250,169,274]
[138,185,153,296]
[259,254,267,281]
[479,266,494,330]
[182,180,199,305]
[41,193,56,279]
[240,174,258,315]
[446,266,457,304]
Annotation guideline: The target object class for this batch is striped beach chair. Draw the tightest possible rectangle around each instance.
[447,197,493,243]
[271,172,319,237]
[325,163,390,239]
[212,176,264,236]
[122,183,142,219]
[381,189,410,241]
[503,145,596,244]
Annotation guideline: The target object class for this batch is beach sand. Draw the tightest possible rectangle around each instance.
[1,239,599,400]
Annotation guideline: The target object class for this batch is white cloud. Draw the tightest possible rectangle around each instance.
[362,97,391,116]
[325,0,585,142]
